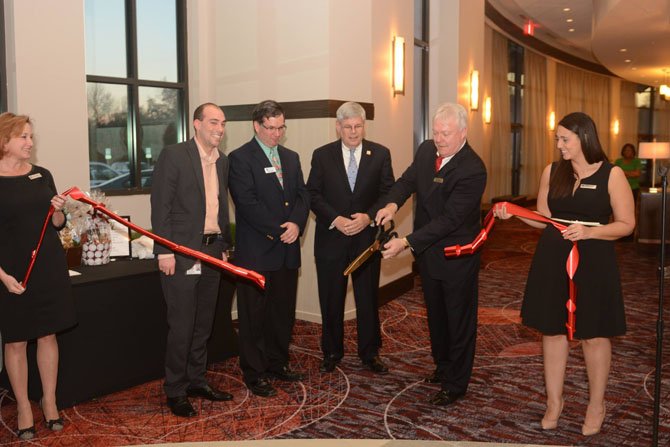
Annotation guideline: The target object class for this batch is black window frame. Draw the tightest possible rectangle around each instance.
[85,0,189,195]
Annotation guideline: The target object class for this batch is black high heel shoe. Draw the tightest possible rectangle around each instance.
[16,426,36,440]
[40,398,65,431]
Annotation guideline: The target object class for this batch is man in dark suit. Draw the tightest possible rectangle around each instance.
[376,102,487,406]
[151,103,234,417]
[228,100,310,397]
[306,101,394,374]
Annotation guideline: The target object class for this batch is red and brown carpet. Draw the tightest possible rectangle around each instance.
[1,219,669,446]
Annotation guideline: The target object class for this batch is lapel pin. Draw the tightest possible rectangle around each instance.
[366,150,371,156]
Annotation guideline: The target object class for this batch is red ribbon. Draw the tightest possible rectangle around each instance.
[22,186,265,290]
[443,201,580,340]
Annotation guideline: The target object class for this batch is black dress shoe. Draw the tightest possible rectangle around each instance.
[166,396,197,417]
[429,389,465,406]
[362,356,389,374]
[16,426,36,440]
[246,378,278,397]
[268,365,305,381]
[187,385,233,401]
[425,369,446,384]
[320,356,340,373]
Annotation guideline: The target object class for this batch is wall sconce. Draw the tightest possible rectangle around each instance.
[660,84,670,100]
[470,70,479,110]
[548,111,556,131]
[483,97,492,124]
[392,36,405,96]
[612,119,620,136]
[639,141,670,192]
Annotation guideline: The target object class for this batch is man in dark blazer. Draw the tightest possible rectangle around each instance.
[306,101,394,374]
[228,100,310,397]
[376,102,487,406]
[151,103,233,417]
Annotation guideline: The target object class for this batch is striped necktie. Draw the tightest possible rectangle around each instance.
[347,148,358,191]
[270,148,283,187]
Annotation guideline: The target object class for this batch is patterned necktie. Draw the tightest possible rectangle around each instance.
[435,155,444,173]
[347,148,358,191]
[270,148,283,187]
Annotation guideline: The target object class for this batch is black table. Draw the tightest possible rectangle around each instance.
[0,259,238,408]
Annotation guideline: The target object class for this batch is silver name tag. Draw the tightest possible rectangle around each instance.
[433,177,443,183]
[579,183,597,189]
[28,173,42,180]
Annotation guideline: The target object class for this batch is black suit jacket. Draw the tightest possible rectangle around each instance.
[228,138,310,271]
[150,138,230,270]
[385,140,487,280]
[307,139,394,260]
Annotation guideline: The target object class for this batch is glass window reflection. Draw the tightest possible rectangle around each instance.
[85,0,127,78]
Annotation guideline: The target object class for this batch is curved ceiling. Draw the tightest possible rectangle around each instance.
[487,0,670,88]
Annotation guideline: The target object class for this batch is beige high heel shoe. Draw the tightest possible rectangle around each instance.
[541,398,564,430]
[582,404,606,436]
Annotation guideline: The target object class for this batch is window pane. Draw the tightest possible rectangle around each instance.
[87,83,130,190]
[137,0,178,81]
[85,0,127,77]
[139,86,182,186]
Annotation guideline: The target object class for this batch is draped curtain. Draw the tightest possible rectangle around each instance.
[519,49,547,195]
[555,63,610,154]
[488,30,511,198]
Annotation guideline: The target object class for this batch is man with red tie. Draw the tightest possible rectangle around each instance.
[376,102,487,406]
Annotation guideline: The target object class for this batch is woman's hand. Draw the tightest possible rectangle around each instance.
[50,194,66,212]
[562,223,591,241]
[492,203,511,220]
[0,273,26,294]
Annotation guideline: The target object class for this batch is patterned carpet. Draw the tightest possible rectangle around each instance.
[0,219,669,446]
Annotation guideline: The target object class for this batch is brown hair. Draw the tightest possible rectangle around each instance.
[549,112,608,198]
[0,112,32,160]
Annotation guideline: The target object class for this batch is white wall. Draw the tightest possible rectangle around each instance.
[430,0,486,161]
[4,0,89,196]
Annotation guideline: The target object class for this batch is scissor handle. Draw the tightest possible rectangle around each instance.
[375,219,395,239]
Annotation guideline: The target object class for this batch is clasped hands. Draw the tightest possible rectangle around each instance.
[334,213,370,237]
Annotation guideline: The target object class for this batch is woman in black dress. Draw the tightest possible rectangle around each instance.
[0,113,76,440]
[494,112,634,436]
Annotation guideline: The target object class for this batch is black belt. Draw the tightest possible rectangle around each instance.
[202,233,222,245]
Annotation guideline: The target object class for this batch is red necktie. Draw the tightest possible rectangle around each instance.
[435,156,444,173]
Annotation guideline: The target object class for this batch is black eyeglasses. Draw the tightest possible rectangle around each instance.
[260,123,287,133]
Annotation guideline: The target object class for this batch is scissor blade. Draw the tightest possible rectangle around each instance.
[343,241,380,276]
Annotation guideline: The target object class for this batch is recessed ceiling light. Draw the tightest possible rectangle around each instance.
[619,48,627,52]
[624,59,632,63]
[563,7,571,12]
[566,18,574,23]
[568,28,575,32]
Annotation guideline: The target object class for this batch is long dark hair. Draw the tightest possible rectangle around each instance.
[549,112,608,198]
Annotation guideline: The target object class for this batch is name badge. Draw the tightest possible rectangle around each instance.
[28,173,42,180]
[186,260,202,275]
[433,177,443,183]
[264,167,277,174]
[579,183,597,189]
